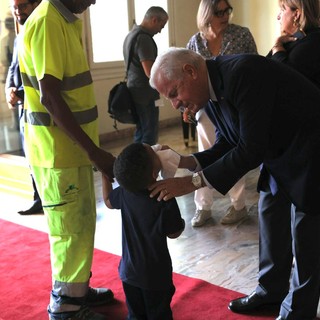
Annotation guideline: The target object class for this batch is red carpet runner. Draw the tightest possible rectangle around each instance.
[0,219,279,319]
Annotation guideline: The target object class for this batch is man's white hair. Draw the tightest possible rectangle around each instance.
[150,47,203,89]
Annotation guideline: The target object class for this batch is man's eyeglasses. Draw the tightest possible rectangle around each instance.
[10,2,31,11]
[214,7,233,18]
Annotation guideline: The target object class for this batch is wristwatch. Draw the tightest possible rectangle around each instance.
[192,172,202,189]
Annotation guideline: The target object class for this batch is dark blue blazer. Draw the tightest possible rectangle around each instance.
[266,27,320,89]
[193,54,320,215]
[5,36,24,100]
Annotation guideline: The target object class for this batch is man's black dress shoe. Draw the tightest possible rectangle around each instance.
[18,200,43,215]
[229,291,281,313]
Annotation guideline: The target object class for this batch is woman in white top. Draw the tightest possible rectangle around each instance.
[186,0,258,227]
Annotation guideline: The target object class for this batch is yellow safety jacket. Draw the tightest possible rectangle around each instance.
[19,0,99,168]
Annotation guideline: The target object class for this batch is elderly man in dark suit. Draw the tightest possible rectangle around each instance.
[149,47,320,320]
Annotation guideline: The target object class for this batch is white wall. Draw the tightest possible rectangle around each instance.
[231,0,279,55]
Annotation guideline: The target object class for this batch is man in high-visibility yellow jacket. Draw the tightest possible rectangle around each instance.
[18,0,116,319]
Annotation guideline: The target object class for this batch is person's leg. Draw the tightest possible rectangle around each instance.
[192,110,215,227]
[194,187,215,212]
[17,107,43,215]
[31,175,42,204]
[229,185,292,313]
[122,282,146,320]
[195,110,215,152]
[19,105,25,154]
[228,177,246,211]
[180,113,190,147]
[17,175,43,215]
[278,207,320,319]
[256,187,292,299]
[133,101,144,144]
[13,104,20,131]
[190,121,196,142]
[134,101,159,145]
[134,121,143,144]
[33,166,106,319]
[220,176,248,224]
[143,285,175,320]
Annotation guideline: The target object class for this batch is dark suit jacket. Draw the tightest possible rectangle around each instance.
[263,28,320,197]
[193,54,320,215]
[5,36,24,100]
[266,27,320,89]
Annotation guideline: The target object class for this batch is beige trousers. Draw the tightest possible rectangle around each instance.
[194,109,246,211]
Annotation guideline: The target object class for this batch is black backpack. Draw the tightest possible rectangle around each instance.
[107,30,151,130]
[108,81,137,130]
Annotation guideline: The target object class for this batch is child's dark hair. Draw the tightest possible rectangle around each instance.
[114,143,153,192]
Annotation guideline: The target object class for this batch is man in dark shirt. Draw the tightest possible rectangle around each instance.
[123,6,168,145]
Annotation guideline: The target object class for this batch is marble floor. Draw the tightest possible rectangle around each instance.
[1,123,319,318]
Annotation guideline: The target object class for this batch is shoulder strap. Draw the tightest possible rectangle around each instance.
[126,30,151,78]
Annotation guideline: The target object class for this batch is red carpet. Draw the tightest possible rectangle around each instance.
[0,219,279,320]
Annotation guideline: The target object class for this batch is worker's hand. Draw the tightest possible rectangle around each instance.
[90,148,116,182]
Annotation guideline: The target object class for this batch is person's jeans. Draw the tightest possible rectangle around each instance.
[134,100,159,145]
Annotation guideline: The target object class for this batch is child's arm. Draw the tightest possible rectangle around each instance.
[167,218,185,239]
[102,174,114,209]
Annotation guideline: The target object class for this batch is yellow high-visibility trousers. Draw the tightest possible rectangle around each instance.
[32,165,96,313]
